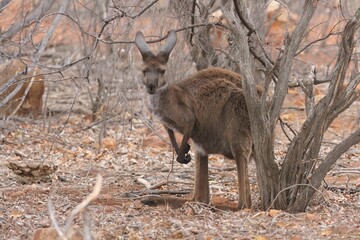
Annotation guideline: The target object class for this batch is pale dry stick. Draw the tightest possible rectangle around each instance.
[48,175,103,239]
[167,151,176,185]
[136,177,152,189]
[136,177,193,190]
[63,174,103,234]
[48,193,67,239]
[306,158,320,181]
[149,180,193,190]
[330,170,360,175]
[121,190,191,199]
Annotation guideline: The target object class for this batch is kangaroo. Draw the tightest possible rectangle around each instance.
[0,60,45,118]
[135,31,253,208]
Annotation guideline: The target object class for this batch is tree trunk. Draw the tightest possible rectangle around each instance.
[279,8,360,211]
[173,0,360,212]
[224,0,360,212]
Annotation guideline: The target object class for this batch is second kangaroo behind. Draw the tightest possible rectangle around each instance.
[135,30,253,208]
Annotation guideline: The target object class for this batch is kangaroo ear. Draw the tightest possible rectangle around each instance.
[135,31,155,62]
[157,31,177,64]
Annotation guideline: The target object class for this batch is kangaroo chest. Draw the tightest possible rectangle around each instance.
[147,92,183,132]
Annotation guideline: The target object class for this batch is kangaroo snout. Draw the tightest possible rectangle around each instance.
[146,84,157,94]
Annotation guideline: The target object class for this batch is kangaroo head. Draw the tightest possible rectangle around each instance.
[135,31,177,94]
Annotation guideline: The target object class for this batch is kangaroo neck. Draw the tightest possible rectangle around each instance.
[147,85,170,113]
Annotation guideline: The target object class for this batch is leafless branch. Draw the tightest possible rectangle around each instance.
[313,128,360,188]
[112,0,159,19]
[0,0,56,41]
[0,0,11,13]
[227,1,275,71]
[282,7,360,211]
[47,199,66,239]
[34,0,70,60]
[279,117,297,142]
[296,30,343,56]
[267,183,326,212]
[1,0,68,113]
[233,0,255,35]
[270,0,319,126]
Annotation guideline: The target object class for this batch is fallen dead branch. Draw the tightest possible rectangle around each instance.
[136,178,193,190]
[121,189,191,198]
[42,174,103,240]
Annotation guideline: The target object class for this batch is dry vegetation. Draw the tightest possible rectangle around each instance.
[0,0,359,239]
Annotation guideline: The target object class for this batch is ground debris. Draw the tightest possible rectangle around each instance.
[5,159,58,184]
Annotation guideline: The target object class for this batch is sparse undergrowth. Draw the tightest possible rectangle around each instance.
[0,97,359,239]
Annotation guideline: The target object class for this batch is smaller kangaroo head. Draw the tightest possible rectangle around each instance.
[135,31,177,94]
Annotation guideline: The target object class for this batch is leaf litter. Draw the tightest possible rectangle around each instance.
[0,88,359,239]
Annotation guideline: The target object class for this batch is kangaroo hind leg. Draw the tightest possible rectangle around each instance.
[231,136,252,209]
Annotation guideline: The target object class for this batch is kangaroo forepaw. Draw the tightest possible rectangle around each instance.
[176,153,191,164]
[184,143,191,154]
[184,153,191,163]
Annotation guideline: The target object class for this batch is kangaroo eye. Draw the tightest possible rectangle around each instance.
[142,69,148,74]
[158,69,165,74]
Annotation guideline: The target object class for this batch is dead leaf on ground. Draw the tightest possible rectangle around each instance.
[276,222,299,229]
[305,213,321,221]
[10,209,23,219]
[320,228,333,236]
[101,137,117,150]
[254,235,267,240]
[268,209,282,217]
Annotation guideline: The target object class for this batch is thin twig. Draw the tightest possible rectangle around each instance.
[266,183,325,211]
[64,174,103,235]
[233,0,255,35]
[121,189,191,198]
[48,188,66,239]
[0,0,56,41]
[279,117,296,142]
[296,31,342,56]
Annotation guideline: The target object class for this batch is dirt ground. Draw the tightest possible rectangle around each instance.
[0,86,359,239]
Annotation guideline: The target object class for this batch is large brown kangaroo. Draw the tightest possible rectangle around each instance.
[135,30,253,209]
